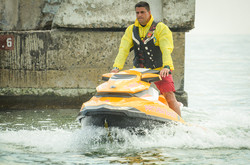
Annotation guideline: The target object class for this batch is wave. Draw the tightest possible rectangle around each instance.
[1,107,249,154]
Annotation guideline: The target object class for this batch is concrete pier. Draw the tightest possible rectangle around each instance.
[0,0,195,109]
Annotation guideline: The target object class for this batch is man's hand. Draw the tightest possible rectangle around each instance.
[111,67,119,73]
[160,68,170,77]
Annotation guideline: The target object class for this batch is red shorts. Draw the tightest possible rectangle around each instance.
[154,74,176,94]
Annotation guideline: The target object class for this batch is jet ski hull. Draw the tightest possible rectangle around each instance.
[77,69,185,129]
[77,105,173,129]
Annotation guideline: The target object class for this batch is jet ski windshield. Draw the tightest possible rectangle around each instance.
[110,74,137,81]
[130,68,160,74]
[134,86,159,101]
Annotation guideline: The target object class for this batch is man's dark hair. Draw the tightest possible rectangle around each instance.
[135,1,150,11]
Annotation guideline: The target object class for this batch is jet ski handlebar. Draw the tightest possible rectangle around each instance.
[102,69,162,83]
[129,68,171,75]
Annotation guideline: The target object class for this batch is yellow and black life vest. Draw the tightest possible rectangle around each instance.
[132,21,163,69]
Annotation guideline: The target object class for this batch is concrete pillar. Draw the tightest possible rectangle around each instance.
[0,0,195,109]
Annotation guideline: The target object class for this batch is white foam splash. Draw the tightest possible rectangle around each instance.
[0,107,249,154]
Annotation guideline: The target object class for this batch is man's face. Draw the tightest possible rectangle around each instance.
[135,7,151,26]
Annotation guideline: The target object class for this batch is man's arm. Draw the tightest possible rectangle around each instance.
[156,22,174,71]
[112,25,134,72]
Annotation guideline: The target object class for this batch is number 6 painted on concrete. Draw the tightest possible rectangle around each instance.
[7,38,12,47]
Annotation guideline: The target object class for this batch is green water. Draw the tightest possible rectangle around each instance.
[0,108,249,165]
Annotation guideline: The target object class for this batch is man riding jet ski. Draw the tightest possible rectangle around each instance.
[111,1,181,116]
[77,69,185,129]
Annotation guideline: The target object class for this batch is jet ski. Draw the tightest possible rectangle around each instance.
[77,68,185,129]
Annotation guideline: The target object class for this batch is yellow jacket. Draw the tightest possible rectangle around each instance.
[113,15,174,71]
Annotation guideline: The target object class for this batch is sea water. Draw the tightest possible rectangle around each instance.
[0,34,250,164]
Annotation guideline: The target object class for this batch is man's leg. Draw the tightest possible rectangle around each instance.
[154,72,181,116]
[163,91,181,116]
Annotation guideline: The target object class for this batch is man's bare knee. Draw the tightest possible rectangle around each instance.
[163,92,176,103]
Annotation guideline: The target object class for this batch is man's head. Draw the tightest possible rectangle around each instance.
[135,1,151,26]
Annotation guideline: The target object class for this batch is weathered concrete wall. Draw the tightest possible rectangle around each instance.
[52,0,195,30]
[0,30,126,88]
[0,30,187,108]
[0,0,62,31]
[0,0,195,31]
[0,0,195,109]
[163,0,195,30]
[0,31,184,88]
